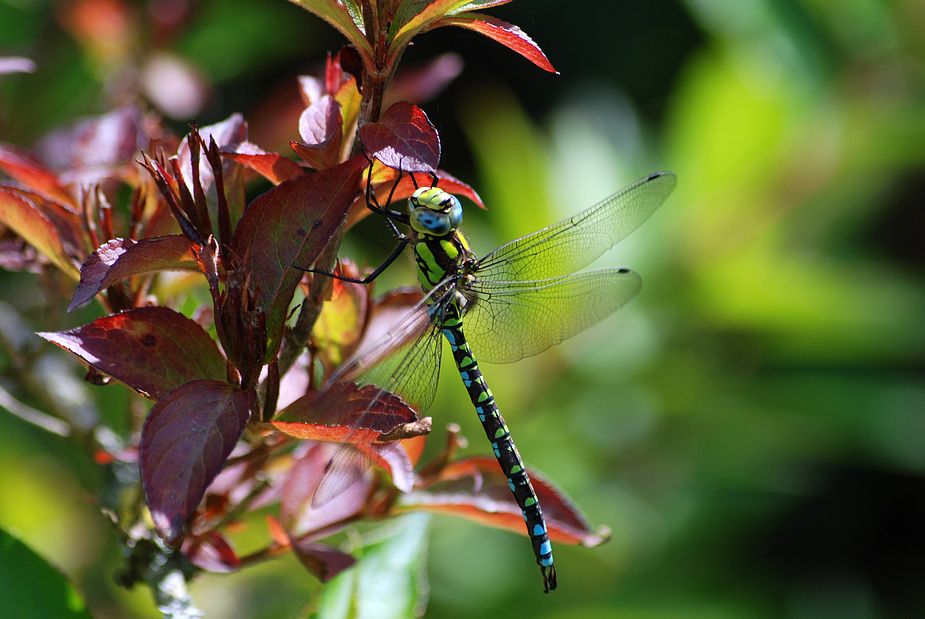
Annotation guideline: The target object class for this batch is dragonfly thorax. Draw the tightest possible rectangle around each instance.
[408,187,463,236]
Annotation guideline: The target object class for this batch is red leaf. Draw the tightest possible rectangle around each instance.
[438,14,557,74]
[272,383,420,443]
[68,236,199,311]
[0,144,74,206]
[406,456,609,547]
[431,172,486,209]
[0,185,82,277]
[221,143,304,185]
[289,539,357,583]
[182,531,242,573]
[140,380,255,544]
[229,155,366,360]
[265,515,290,547]
[39,306,227,400]
[345,168,485,228]
[358,102,440,172]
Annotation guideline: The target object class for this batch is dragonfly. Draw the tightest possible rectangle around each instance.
[301,165,676,592]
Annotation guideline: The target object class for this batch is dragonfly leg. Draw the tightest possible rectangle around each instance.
[292,236,411,284]
[361,148,409,223]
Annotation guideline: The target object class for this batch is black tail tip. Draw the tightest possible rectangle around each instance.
[542,565,558,593]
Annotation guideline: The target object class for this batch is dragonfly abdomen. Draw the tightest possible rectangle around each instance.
[440,307,557,592]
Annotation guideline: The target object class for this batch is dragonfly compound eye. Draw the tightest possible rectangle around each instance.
[410,207,452,235]
[409,187,463,235]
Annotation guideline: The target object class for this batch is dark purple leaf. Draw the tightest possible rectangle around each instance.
[68,236,199,311]
[299,96,342,148]
[293,95,344,170]
[204,456,281,513]
[0,237,43,273]
[39,306,227,400]
[140,380,255,544]
[57,105,142,168]
[0,57,36,75]
[358,102,440,172]
[229,155,366,360]
[385,53,464,106]
[176,114,247,194]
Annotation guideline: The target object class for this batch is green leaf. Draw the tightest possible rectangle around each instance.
[288,0,373,60]
[390,0,467,50]
[0,528,94,619]
[314,513,431,619]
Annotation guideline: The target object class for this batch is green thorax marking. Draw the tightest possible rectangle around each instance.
[413,231,473,291]
[408,187,474,292]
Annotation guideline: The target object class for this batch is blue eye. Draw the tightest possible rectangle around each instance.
[411,208,452,235]
[409,187,463,236]
[446,198,463,228]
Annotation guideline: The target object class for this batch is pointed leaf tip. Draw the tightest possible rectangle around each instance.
[440,14,557,74]
[69,236,199,311]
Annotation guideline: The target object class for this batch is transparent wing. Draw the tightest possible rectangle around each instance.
[476,172,676,282]
[465,268,642,364]
[310,287,454,506]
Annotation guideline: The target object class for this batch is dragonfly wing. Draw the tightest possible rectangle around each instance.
[353,316,444,417]
[308,289,452,507]
[329,288,437,391]
[465,268,642,364]
[311,441,397,508]
[476,172,675,282]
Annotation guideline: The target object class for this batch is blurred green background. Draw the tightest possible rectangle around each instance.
[1,0,924,617]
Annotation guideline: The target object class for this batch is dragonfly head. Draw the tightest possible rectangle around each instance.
[408,187,463,236]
